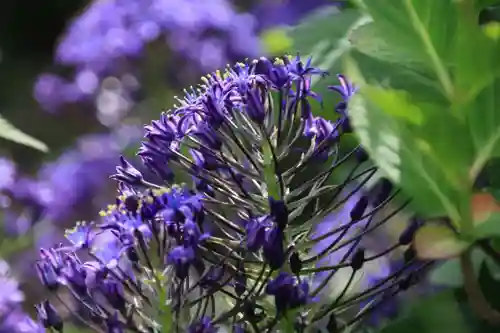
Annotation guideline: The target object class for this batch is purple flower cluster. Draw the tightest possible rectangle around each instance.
[0,126,142,289]
[33,0,261,115]
[252,0,338,30]
[0,260,45,333]
[2,126,141,231]
[33,55,429,332]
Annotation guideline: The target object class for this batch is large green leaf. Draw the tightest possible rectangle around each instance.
[376,291,472,333]
[345,58,471,220]
[348,21,430,70]
[0,114,48,152]
[467,78,500,180]
[356,0,500,104]
[429,248,488,287]
[355,0,456,98]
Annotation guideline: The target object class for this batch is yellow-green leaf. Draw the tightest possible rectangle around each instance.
[0,114,48,152]
[414,223,471,259]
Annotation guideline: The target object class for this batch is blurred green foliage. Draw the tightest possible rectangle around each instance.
[289,0,500,332]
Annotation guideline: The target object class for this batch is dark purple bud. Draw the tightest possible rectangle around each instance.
[263,227,285,270]
[341,117,352,133]
[167,246,195,279]
[111,156,144,186]
[36,300,63,331]
[399,218,423,245]
[327,313,339,333]
[123,194,140,212]
[193,176,215,197]
[398,274,414,291]
[188,316,218,333]
[268,197,288,230]
[404,246,416,263]
[355,147,369,164]
[351,248,365,271]
[350,195,369,221]
[370,178,393,206]
[100,278,126,310]
[234,260,247,296]
[289,252,302,275]
[246,87,266,123]
[233,323,247,333]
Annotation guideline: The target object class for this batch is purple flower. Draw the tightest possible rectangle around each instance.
[0,158,16,190]
[245,216,272,252]
[266,272,310,314]
[32,58,430,331]
[1,308,45,333]
[252,0,338,30]
[167,246,195,279]
[64,221,94,250]
[262,226,285,270]
[34,0,262,113]
[35,300,63,331]
[111,156,144,186]
[0,261,24,315]
[188,317,218,333]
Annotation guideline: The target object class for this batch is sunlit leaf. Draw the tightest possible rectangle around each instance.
[261,27,293,55]
[356,0,500,105]
[361,86,423,125]
[414,223,471,259]
[0,114,48,152]
[355,0,456,98]
[345,58,469,220]
[348,21,428,69]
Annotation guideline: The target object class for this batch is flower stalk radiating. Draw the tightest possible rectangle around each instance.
[35,55,430,332]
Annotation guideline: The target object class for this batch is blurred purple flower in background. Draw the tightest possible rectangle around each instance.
[2,125,142,237]
[252,0,336,30]
[33,0,262,118]
[0,158,16,191]
[0,260,44,333]
[311,187,392,300]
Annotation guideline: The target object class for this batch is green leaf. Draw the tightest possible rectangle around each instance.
[262,139,280,200]
[429,248,487,287]
[356,0,456,98]
[361,85,423,125]
[0,114,48,152]
[348,21,428,69]
[376,290,472,333]
[357,0,500,105]
[345,58,470,219]
[261,27,293,55]
[474,212,500,239]
[414,223,471,259]
[278,310,297,333]
[467,78,500,180]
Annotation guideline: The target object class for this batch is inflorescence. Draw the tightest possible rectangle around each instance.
[34,55,430,333]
